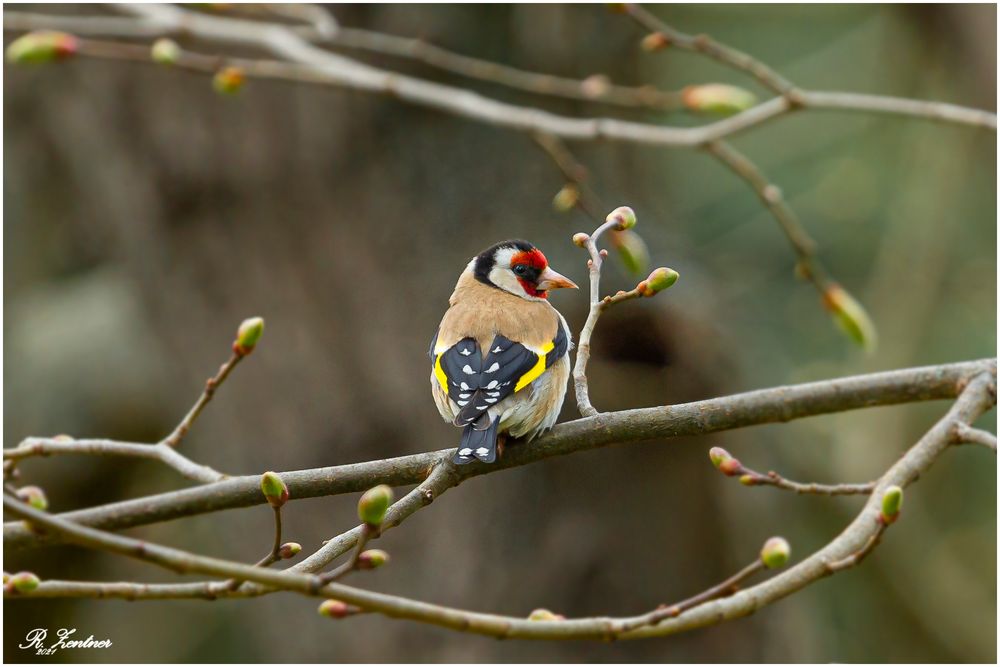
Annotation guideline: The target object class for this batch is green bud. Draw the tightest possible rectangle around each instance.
[681,84,757,115]
[738,474,756,486]
[357,549,390,570]
[260,471,289,508]
[552,185,580,213]
[9,571,40,593]
[2,572,9,584]
[822,284,877,352]
[357,484,393,526]
[318,599,351,618]
[278,542,301,559]
[234,316,264,355]
[610,230,649,276]
[15,485,48,511]
[880,485,903,524]
[528,608,565,621]
[151,38,181,65]
[6,31,78,64]
[213,66,245,95]
[638,267,679,297]
[572,232,590,248]
[760,537,791,569]
[606,205,637,230]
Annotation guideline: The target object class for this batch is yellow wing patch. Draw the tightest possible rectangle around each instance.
[514,340,555,392]
[434,353,449,396]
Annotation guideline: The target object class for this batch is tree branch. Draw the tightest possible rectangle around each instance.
[5,359,994,551]
[5,370,994,640]
[952,422,997,452]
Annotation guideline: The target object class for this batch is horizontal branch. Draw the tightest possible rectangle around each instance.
[5,369,994,640]
[6,359,994,551]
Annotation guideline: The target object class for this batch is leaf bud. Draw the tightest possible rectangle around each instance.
[6,31,77,64]
[357,549,390,570]
[880,485,903,524]
[760,537,791,569]
[151,38,181,65]
[260,471,289,508]
[213,66,245,95]
[552,184,580,213]
[681,84,757,115]
[638,267,679,297]
[358,484,393,526]
[278,542,301,559]
[234,316,264,355]
[9,571,40,593]
[822,284,877,352]
[528,608,565,621]
[16,485,48,511]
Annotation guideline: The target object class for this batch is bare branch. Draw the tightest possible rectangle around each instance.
[5,370,994,640]
[952,422,997,452]
[5,359,993,551]
[710,447,875,495]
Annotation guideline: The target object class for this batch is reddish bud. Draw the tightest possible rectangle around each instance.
[278,542,301,559]
[318,599,352,618]
[572,232,590,248]
[357,549,389,570]
[213,66,245,95]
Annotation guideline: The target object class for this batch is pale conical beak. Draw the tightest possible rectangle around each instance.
[536,266,578,291]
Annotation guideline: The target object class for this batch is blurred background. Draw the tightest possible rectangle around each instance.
[3,3,996,663]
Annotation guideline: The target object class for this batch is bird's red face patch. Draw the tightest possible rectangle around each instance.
[510,249,549,298]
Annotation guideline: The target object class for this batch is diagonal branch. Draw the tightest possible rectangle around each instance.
[5,359,994,551]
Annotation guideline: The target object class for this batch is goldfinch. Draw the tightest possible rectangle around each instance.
[429,240,578,465]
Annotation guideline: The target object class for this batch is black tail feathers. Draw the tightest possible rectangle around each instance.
[453,416,500,464]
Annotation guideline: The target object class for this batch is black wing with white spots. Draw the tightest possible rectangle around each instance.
[430,326,569,464]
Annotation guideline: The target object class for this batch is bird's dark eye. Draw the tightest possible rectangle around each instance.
[512,264,528,276]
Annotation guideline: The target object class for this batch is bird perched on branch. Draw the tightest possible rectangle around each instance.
[430,240,577,465]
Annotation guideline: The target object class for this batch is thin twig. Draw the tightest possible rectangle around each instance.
[715,451,876,495]
[6,359,993,551]
[221,505,285,592]
[316,524,373,585]
[702,140,831,293]
[163,352,243,448]
[619,559,765,632]
[952,423,997,452]
[3,438,224,484]
[572,216,635,417]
